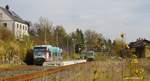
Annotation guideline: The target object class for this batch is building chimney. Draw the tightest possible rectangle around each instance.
[5,5,9,10]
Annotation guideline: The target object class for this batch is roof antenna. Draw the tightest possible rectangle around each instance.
[5,5,10,10]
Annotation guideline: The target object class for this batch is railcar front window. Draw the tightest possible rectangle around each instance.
[34,47,47,56]
[34,51,45,56]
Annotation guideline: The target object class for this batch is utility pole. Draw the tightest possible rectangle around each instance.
[56,31,58,47]
[66,35,69,60]
[0,13,2,27]
[120,32,125,81]
[72,39,76,57]
[55,27,59,47]
[44,26,47,45]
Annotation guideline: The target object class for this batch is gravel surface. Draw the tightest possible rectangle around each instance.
[0,66,53,77]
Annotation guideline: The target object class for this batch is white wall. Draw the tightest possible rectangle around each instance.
[0,20,14,31]
[0,8,14,31]
[14,21,29,39]
[0,8,12,21]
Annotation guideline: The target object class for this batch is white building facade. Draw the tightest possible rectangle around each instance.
[0,5,29,39]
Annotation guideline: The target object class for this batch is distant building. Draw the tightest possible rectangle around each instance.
[0,5,29,39]
[129,39,150,58]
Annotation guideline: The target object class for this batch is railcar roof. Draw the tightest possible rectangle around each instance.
[34,45,52,48]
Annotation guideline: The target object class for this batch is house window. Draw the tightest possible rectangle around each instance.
[20,25,22,29]
[25,27,27,30]
[25,26,28,30]
[3,23,7,27]
[0,13,2,19]
[23,25,25,30]
[17,24,19,29]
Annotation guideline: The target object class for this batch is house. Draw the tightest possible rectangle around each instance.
[0,5,29,39]
[129,38,150,58]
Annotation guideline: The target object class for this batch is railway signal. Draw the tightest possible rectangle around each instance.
[75,43,84,54]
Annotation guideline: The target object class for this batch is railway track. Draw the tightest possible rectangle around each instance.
[0,66,41,71]
[0,66,52,78]
[0,62,87,81]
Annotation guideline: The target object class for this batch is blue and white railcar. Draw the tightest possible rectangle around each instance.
[33,45,62,65]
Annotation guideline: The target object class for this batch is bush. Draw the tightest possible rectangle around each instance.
[24,49,34,65]
[0,27,14,41]
[0,27,33,65]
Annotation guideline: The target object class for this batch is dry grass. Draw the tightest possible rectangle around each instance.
[32,58,150,81]
[0,57,149,81]
[30,59,122,81]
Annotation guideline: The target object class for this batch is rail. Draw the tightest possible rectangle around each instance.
[0,62,87,81]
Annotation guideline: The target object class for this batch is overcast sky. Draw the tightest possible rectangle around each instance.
[0,0,150,42]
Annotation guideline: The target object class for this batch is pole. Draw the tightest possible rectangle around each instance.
[120,32,125,81]
[122,37,124,81]
[65,35,69,60]
[0,13,2,27]
[57,31,58,47]
[44,26,47,45]
[67,37,69,60]
[72,39,75,59]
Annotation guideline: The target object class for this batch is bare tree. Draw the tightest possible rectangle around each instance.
[84,29,103,50]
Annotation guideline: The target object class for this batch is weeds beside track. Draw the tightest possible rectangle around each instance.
[0,62,87,81]
[0,59,150,81]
